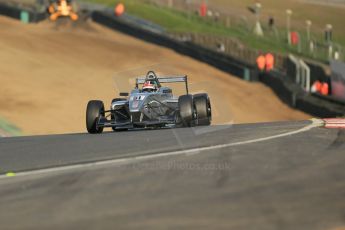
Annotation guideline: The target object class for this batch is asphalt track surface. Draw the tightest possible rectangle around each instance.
[0,120,345,230]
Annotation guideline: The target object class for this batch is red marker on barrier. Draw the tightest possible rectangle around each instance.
[256,55,266,72]
[115,3,125,17]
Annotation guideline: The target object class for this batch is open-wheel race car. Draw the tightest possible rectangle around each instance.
[86,71,212,133]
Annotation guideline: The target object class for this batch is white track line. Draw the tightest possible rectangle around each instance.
[0,119,324,179]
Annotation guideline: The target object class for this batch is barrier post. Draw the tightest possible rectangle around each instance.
[243,68,250,81]
[20,11,29,23]
[288,54,301,84]
[299,59,311,92]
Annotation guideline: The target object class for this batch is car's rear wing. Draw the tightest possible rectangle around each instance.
[136,75,189,94]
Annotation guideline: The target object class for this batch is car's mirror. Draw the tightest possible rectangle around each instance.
[119,92,129,97]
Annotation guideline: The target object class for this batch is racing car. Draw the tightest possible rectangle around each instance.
[86,71,212,133]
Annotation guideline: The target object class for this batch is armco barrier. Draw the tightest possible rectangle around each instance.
[295,95,345,118]
[263,71,345,117]
[0,3,46,23]
[260,70,303,107]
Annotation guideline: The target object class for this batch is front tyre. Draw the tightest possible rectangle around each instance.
[86,100,105,134]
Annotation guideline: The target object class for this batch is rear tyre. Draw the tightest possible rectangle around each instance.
[194,93,212,126]
[86,100,104,134]
[178,94,195,127]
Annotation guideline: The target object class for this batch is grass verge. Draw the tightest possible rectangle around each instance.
[0,117,21,137]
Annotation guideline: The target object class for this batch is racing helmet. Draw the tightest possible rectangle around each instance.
[142,81,157,92]
[146,70,157,80]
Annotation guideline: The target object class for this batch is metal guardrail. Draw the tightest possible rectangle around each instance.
[169,32,289,70]
[0,2,47,22]
[299,59,311,92]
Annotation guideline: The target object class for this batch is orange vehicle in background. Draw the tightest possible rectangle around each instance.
[48,0,78,21]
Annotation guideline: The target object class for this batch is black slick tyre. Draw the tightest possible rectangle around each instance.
[178,94,194,127]
[193,93,211,126]
[86,100,104,134]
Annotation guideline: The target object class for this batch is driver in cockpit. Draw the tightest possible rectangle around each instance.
[142,81,158,92]
[142,71,160,93]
